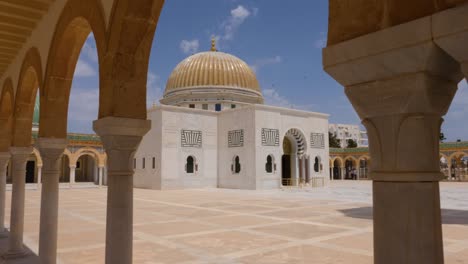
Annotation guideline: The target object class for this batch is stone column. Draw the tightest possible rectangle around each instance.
[93,117,150,264]
[305,156,310,184]
[324,17,462,264]
[3,147,33,259]
[37,165,42,189]
[0,153,10,237]
[98,166,104,187]
[290,154,298,186]
[298,156,304,185]
[36,138,67,264]
[69,165,76,186]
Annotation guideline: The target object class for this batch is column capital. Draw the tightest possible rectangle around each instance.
[93,117,151,177]
[323,17,463,182]
[0,152,10,168]
[69,165,76,170]
[9,147,33,159]
[35,138,67,173]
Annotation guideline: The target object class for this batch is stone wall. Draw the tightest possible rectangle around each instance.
[328,0,468,45]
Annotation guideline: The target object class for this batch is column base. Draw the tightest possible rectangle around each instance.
[1,248,29,261]
[0,229,8,239]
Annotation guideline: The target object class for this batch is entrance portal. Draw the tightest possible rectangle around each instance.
[281,128,307,186]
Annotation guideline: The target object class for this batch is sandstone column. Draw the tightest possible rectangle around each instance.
[36,138,67,264]
[3,147,32,259]
[305,156,310,184]
[298,156,304,186]
[37,165,42,189]
[69,165,76,186]
[93,117,150,264]
[0,153,10,237]
[98,166,104,187]
[324,17,462,264]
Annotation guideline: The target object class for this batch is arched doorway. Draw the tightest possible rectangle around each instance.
[359,157,370,179]
[333,159,342,180]
[75,154,98,183]
[281,128,307,186]
[345,158,357,180]
[448,153,468,181]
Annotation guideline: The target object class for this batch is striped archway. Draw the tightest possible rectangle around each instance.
[284,128,307,156]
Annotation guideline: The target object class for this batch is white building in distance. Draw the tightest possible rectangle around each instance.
[134,40,330,190]
[329,124,368,148]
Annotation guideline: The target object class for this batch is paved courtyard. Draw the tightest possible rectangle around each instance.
[1,181,468,263]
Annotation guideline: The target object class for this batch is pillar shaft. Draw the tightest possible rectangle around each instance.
[305,156,310,184]
[5,147,32,257]
[69,166,76,185]
[93,117,150,264]
[0,153,10,235]
[298,157,304,185]
[37,166,42,187]
[98,167,104,186]
[36,138,67,264]
[323,17,463,263]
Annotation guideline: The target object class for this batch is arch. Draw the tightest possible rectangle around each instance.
[39,0,107,138]
[12,47,43,147]
[448,151,468,163]
[71,147,105,167]
[284,128,307,156]
[100,0,165,119]
[32,148,43,167]
[333,157,343,167]
[344,156,358,166]
[0,78,15,152]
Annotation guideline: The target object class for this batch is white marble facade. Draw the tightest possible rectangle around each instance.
[134,104,329,190]
[134,43,330,190]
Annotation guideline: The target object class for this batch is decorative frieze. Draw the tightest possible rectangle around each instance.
[262,128,280,146]
[181,130,202,148]
[228,129,244,148]
[311,133,325,149]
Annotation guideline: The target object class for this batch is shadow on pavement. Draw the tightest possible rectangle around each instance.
[0,232,40,264]
[339,207,468,225]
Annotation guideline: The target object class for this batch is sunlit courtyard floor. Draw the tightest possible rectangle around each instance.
[2,181,468,264]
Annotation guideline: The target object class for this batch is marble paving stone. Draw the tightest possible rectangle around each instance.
[0,181,466,264]
[237,244,373,264]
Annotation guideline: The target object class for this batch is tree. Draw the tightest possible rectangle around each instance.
[347,139,358,148]
[329,132,341,148]
[440,132,446,142]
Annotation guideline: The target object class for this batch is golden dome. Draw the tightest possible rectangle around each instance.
[165,51,261,93]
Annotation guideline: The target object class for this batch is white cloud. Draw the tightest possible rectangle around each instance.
[74,59,96,77]
[180,39,200,54]
[211,5,255,48]
[263,88,315,111]
[147,71,163,107]
[82,35,98,63]
[250,56,282,73]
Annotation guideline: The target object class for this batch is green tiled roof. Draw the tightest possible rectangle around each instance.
[31,131,101,143]
[330,147,368,153]
[330,141,468,154]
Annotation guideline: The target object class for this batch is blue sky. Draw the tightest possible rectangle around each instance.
[68,0,468,141]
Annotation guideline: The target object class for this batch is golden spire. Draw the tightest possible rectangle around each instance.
[210,37,217,52]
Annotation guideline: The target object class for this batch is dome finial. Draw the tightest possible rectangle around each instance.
[210,37,217,52]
